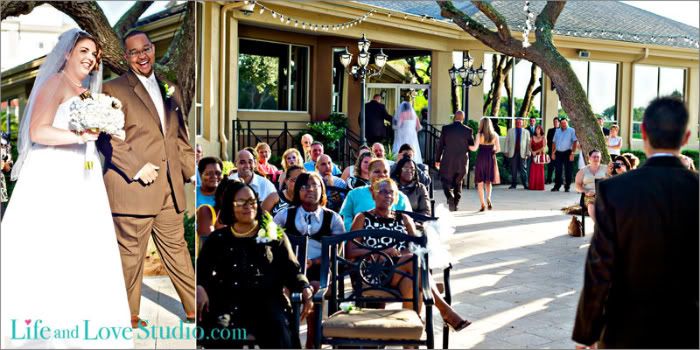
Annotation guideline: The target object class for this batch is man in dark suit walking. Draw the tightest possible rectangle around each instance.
[545,118,559,184]
[361,94,392,145]
[573,97,698,349]
[436,111,478,211]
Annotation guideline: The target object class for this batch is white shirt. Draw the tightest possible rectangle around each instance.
[273,206,345,259]
[228,172,276,202]
[135,73,166,133]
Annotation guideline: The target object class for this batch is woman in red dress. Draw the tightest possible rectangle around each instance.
[529,125,546,190]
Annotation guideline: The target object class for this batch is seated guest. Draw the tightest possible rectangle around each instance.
[196,181,313,349]
[372,142,394,166]
[273,172,345,349]
[277,148,303,190]
[303,141,341,175]
[196,178,232,255]
[262,165,304,217]
[391,156,430,216]
[229,149,276,202]
[606,154,632,177]
[621,152,640,170]
[347,178,469,332]
[255,142,280,183]
[339,158,412,232]
[574,149,608,223]
[347,151,372,189]
[301,133,313,163]
[390,143,431,187]
[316,154,347,212]
[196,156,223,209]
[341,145,371,182]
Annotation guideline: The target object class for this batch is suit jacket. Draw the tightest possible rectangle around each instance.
[361,100,392,140]
[436,122,474,180]
[546,127,558,153]
[504,127,531,159]
[99,71,195,215]
[572,156,699,348]
[526,125,537,136]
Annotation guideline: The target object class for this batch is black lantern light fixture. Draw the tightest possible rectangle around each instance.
[449,50,486,120]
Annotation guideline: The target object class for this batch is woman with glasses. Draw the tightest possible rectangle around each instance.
[391,156,430,216]
[262,165,304,217]
[196,181,313,348]
[347,178,470,332]
[273,171,345,348]
[575,149,608,223]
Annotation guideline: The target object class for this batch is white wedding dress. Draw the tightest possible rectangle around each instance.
[1,96,132,349]
[392,102,423,164]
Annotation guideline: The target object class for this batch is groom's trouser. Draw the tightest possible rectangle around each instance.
[113,186,195,317]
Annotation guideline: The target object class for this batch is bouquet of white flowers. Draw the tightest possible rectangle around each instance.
[68,91,125,171]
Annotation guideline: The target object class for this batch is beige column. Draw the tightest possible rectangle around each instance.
[430,50,454,126]
[196,2,221,158]
[542,74,559,129]
[618,62,633,150]
[225,15,239,159]
[467,49,485,124]
[686,66,699,150]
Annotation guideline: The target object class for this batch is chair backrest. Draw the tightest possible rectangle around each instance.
[319,229,428,315]
[396,210,437,225]
[325,185,350,212]
[287,234,309,275]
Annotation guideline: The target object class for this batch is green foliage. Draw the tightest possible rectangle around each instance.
[329,112,348,129]
[601,105,616,120]
[184,212,196,268]
[269,155,282,169]
[238,54,279,110]
[222,160,235,176]
[620,149,647,167]
[0,112,19,141]
[305,121,344,152]
[632,107,645,122]
[466,120,479,137]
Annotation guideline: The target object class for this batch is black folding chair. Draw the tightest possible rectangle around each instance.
[287,234,309,345]
[313,229,436,349]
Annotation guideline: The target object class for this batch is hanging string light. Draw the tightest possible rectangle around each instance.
[522,1,534,48]
[245,1,376,33]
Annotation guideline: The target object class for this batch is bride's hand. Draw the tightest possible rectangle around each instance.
[79,131,99,144]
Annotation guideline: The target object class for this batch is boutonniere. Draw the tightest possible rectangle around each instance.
[339,302,360,313]
[160,82,175,99]
[256,212,285,244]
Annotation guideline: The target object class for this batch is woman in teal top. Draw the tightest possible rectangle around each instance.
[339,158,412,231]
[196,156,223,209]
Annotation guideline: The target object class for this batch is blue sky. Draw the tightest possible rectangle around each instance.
[97,1,178,26]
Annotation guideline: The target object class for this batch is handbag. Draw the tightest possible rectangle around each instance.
[533,153,551,165]
[568,216,583,237]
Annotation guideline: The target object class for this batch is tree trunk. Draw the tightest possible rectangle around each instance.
[438,1,609,162]
[158,0,195,116]
[114,1,154,38]
[406,57,425,84]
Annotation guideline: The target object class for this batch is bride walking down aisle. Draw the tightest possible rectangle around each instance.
[1,29,132,349]
[392,101,423,164]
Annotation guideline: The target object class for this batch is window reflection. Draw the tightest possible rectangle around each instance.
[632,65,685,139]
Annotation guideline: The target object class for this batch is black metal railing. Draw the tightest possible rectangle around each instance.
[419,122,443,171]
[232,119,307,160]
[336,128,361,168]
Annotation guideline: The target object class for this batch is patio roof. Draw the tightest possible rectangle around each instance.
[354,0,700,49]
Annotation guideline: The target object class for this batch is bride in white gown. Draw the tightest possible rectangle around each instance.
[1,29,132,349]
[392,101,423,164]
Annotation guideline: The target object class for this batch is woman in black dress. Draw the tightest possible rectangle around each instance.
[348,178,470,332]
[262,165,304,217]
[391,156,430,216]
[196,181,313,348]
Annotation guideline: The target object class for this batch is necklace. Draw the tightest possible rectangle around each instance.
[62,71,83,87]
[230,221,259,238]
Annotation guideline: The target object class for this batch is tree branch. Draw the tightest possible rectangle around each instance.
[158,1,195,116]
[534,1,566,46]
[471,1,512,42]
[1,1,47,20]
[113,1,154,38]
[439,1,529,58]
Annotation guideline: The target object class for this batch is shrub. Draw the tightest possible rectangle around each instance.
[682,149,698,169]
[184,212,196,268]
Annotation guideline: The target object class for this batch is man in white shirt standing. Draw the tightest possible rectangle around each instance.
[99,30,196,328]
[229,149,276,202]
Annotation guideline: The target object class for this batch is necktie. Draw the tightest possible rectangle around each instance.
[305,213,313,236]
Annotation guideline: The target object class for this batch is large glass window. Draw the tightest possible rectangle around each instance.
[195,1,203,136]
[632,65,685,139]
[238,39,309,111]
[482,53,543,134]
[331,48,346,113]
[558,60,618,129]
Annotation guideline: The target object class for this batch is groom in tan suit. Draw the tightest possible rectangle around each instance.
[99,30,195,328]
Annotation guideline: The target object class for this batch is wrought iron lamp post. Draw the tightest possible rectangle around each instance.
[448,51,486,121]
[339,33,388,147]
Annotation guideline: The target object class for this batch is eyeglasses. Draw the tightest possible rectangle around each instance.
[377,189,395,196]
[401,168,416,173]
[127,45,153,58]
[203,171,222,177]
[233,198,258,207]
[287,176,298,183]
[300,184,322,191]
